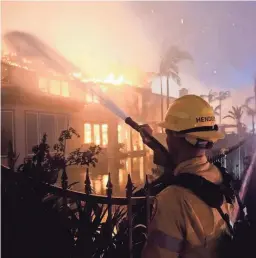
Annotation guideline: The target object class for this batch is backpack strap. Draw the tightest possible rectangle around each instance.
[173,173,224,208]
[172,173,235,236]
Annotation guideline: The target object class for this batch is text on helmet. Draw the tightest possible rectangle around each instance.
[196,116,215,123]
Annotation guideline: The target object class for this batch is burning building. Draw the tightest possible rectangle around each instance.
[1,56,177,166]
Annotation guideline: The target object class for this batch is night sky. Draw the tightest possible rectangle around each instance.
[2,1,256,126]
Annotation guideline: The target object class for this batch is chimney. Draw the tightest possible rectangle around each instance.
[179,88,188,97]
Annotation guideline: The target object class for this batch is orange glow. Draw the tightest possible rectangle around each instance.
[61,81,69,97]
[38,77,48,92]
[84,123,92,143]
[73,72,82,78]
[84,123,108,146]
[93,124,101,145]
[102,124,108,146]
[139,157,144,181]
[2,55,30,70]
[100,85,108,92]
[102,174,108,190]
[85,93,93,103]
[85,91,99,103]
[3,52,135,88]
[119,168,125,184]
[38,77,70,97]
[118,124,122,143]
[82,72,133,86]
[49,80,61,95]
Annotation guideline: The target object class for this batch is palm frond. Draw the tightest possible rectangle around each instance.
[228,110,235,116]
[214,105,221,112]
[242,104,255,116]
[245,96,255,106]
[216,91,231,101]
[223,115,235,120]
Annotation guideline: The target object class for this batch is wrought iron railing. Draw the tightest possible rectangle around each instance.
[2,165,153,258]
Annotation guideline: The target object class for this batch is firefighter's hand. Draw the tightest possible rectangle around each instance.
[139,124,153,144]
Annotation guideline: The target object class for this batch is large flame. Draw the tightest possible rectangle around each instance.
[81,73,132,86]
[2,51,134,86]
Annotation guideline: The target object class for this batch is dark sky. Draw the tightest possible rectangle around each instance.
[129,1,256,89]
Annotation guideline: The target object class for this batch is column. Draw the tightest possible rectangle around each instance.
[14,105,26,166]
[108,119,119,158]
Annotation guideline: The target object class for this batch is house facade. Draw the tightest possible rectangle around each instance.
[1,61,181,166]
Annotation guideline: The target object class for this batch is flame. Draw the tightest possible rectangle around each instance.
[81,73,132,86]
[2,52,31,71]
[2,51,134,86]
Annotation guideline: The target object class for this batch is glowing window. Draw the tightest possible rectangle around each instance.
[139,157,144,181]
[49,80,61,95]
[61,81,69,97]
[93,94,99,103]
[102,174,108,190]
[100,85,108,92]
[139,133,144,150]
[119,169,125,184]
[38,77,48,93]
[85,91,99,103]
[93,124,101,145]
[102,124,108,146]
[84,123,92,143]
[85,93,93,103]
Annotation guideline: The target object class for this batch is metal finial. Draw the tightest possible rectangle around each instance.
[85,167,92,194]
[106,172,113,189]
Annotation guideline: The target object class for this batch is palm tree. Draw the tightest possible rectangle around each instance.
[223,106,244,135]
[215,91,231,124]
[243,96,256,135]
[159,46,192,115]
[200,90,222,118]
[200,89,218,104]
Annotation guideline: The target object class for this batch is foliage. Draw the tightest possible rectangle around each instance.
[243,96,256,134]
[223,106,244,124]
[223,106,246,135]
[200,89,218,104]
[200,90,221,115]
[17,127,102,184]
[215,91,231,101]
[7,140,20,170]
[2,128,147,258]
[159,45,193,86]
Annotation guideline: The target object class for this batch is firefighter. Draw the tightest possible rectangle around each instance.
[141,95,235,258]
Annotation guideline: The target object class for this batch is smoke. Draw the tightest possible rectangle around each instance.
[2,1,255,129]
[1,1,158,79]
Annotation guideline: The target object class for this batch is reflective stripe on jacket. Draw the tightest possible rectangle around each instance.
[142,155,235,258]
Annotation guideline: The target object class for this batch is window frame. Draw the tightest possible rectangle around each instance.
[38,77,70,97]
[84,123,109,146]
[25,110,69,155]
[1,109,15,157]
[85,90,99,104]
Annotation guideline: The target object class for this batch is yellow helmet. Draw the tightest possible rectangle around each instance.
[157,95,224,147]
